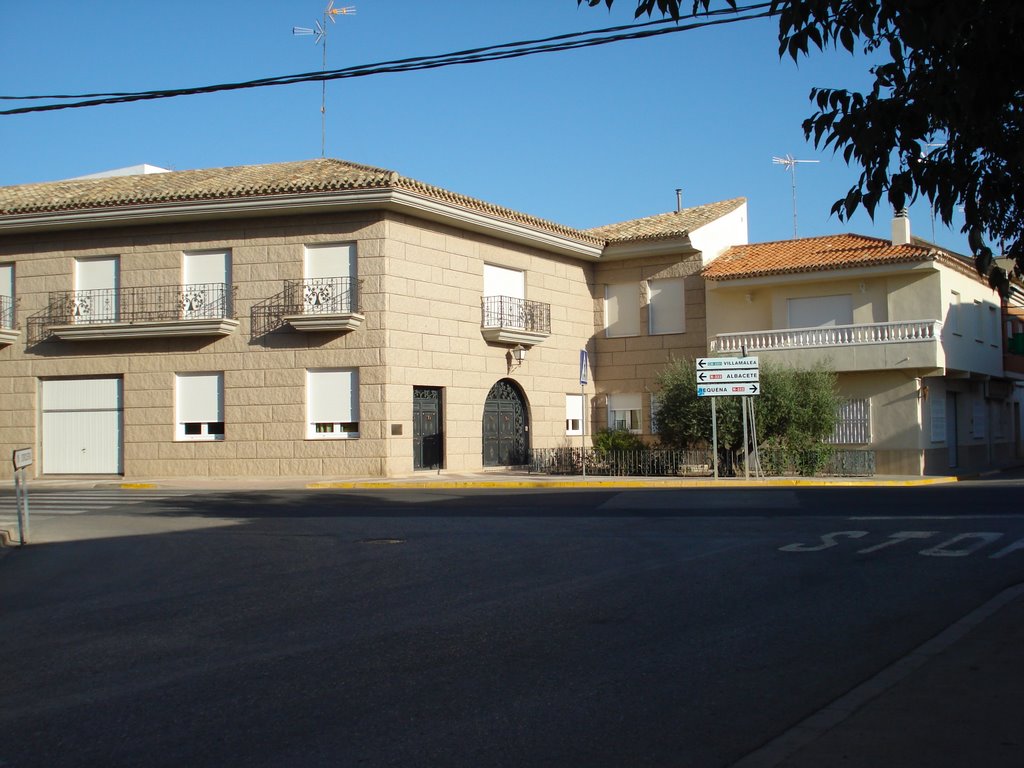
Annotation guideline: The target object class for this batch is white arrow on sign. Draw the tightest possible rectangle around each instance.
[697,383,760,397]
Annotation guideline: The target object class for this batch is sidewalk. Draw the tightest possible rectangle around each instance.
[736,583,1024,768]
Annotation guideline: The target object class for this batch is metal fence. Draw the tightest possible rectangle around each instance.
[529,447,875,477]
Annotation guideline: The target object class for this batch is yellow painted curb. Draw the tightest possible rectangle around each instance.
[306,476,960,490]
[118,483,159,489]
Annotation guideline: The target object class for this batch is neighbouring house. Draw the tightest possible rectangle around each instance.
[0,158,746,479]
[703,211,1024,475]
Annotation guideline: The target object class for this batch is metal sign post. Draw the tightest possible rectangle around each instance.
[12,447,33,545]
[579,349,589,478]
[711,397,719,479]
[741,394,750,480]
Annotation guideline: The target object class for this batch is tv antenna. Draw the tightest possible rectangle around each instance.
[293,1,356,158]
[772,154,820,238]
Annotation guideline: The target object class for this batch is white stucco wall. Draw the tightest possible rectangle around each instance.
[690,202,748,266]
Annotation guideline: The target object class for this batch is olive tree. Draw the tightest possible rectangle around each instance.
[653,357,840,463]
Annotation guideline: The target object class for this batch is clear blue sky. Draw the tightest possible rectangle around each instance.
[0,1,968,253]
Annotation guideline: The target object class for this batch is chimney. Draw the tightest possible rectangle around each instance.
[892,209,911,245]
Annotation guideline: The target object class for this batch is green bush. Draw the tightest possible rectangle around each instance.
[592,428,645,453]
[653,358,841,477]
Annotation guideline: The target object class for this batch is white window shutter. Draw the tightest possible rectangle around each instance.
[305,244,355,280]
[307,369,358,424]
[176,373,223,423]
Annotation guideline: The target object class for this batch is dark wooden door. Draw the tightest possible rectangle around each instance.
[482,379,528,466]
[413,387,443,470]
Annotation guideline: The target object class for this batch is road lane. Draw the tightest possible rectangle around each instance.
[1,486,1021,767]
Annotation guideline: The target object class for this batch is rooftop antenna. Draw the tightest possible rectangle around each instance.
[772,154,820,238]
[293,1,356,158]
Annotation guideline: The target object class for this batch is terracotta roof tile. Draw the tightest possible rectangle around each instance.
[585,197,745,243]
[702,233,939,280]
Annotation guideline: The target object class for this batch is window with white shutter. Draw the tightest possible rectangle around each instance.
[565,394,584,435]
[182,250,231,318]
[306,368,360,438]
[648,278,685,335]
[605,283,640,338]
[0,263,13,329]
[175,372,225,440]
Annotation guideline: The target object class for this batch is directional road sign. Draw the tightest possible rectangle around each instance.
[697,383,760,397]
[696,356,759,370]
[697,369,759,384]
[696,357,760,396]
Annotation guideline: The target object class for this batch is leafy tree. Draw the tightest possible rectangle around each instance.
[652,357,839,454]
[580,0,1024,297]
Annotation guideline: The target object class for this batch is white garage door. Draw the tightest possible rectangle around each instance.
[41,377,123,474]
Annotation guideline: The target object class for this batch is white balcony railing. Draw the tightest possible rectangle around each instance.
[710,319,941,353]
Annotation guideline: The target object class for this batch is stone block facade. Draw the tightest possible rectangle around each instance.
[0,159,747,479]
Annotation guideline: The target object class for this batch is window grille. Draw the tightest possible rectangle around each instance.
[828,398,871,444]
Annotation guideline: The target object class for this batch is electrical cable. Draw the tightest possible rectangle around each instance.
[0,4,774,116]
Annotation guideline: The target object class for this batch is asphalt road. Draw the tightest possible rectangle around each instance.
[1,484,1022,767]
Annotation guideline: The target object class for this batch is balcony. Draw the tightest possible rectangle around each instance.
[0,294,17,345]
[710,320,943,372]
[480,295,551,346]
[33,283,238,342]
[281,276,364,332]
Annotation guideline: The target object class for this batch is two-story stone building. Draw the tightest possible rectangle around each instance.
[0,158,746,479]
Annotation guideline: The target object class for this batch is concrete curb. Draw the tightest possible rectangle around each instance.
[7,473,968,493]
[0,527,16,555]
[305,476,960,490]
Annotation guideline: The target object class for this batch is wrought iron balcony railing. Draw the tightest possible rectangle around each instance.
[28,282,237,343]
[710,319,941,354]
[250,276,363,337]
[45,282,233,325]
[0,294,13,329]
[481,295,551,332]
[284,276,357,316]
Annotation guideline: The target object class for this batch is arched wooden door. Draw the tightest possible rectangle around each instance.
[482,379,529,466]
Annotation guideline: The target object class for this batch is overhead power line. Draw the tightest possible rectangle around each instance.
[0,4,774,116]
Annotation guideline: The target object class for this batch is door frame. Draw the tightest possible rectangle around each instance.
[413,386,444,471]
[482,378,529,467]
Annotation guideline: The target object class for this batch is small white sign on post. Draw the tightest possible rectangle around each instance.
[11,447,32,545]
[13,447,33,470]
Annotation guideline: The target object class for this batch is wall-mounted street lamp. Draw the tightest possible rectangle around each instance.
[507,344,527,373]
